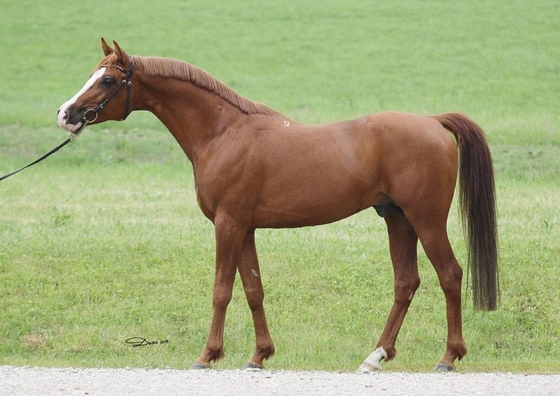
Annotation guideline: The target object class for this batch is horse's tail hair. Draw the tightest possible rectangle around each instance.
[436,113,499,311]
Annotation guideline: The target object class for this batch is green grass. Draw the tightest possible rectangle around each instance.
[1,0,559,373]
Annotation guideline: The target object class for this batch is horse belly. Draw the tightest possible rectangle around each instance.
[252,166,379,228]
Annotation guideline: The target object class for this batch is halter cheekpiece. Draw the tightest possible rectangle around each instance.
[82,57,135,124]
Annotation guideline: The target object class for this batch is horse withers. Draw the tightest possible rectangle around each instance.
[57,39,498,372]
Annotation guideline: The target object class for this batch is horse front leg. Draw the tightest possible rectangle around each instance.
[237,230,275,369]
[191,215,246,369]
[360,210,420,372]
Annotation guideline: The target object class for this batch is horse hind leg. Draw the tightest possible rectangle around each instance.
[412,214,467,371]
[359,207,420,372]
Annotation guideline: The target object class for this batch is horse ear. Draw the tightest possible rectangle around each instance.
[101,38,113,55]
[112,40,130,66]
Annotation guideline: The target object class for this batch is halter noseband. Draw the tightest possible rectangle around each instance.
[83,57,135,124]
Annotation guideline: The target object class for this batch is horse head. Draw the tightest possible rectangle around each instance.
[57,38,135,134]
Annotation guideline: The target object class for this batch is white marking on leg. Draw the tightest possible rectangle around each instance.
[57,67,107,130]
[358,347,388,373]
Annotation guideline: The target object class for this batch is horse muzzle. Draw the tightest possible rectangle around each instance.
[57,108,97,133]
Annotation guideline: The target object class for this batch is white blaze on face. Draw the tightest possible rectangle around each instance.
[57,67,107,131]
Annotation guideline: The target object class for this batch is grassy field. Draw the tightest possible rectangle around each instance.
[1,0,559,372]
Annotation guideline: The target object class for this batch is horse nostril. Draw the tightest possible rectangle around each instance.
[57,109,69,124]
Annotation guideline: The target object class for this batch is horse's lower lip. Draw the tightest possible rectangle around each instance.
[69,121,85,133]
[57,116,84,133]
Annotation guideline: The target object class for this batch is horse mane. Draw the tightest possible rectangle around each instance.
[132,56,278,116]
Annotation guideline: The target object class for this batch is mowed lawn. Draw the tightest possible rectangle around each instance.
[0,0,559,372]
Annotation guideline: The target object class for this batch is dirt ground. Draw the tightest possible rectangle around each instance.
[2,366,560,395]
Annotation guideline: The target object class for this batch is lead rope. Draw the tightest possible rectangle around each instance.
[0,132,81,182]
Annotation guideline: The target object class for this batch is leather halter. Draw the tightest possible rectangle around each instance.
[82,57,135,124]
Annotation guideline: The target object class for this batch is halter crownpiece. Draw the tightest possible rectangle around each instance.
[82,56,135,125]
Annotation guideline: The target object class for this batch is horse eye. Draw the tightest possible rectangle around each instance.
[101,76,116,86]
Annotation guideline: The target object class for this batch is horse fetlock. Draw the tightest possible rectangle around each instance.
[446,339,467,359]
[383,345,397,361]
[197,345,225,366]
[248,344,275,368]
[256,346,275,360]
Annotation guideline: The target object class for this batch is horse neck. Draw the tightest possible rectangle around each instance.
[136,75,241,163]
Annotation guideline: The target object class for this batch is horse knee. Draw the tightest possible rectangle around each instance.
[213,289,233,310]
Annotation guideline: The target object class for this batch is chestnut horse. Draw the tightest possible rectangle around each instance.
[57,39,498,372]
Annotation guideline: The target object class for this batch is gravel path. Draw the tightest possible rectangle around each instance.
[2,366,559,396]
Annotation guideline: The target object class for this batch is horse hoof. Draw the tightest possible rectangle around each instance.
[245,362,264,371]
[358,347,386,373]
[357,363,381,374]
[434,363,455,372]
[190,362,211,370]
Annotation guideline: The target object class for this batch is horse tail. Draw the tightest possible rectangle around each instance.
[436,113,499,311]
